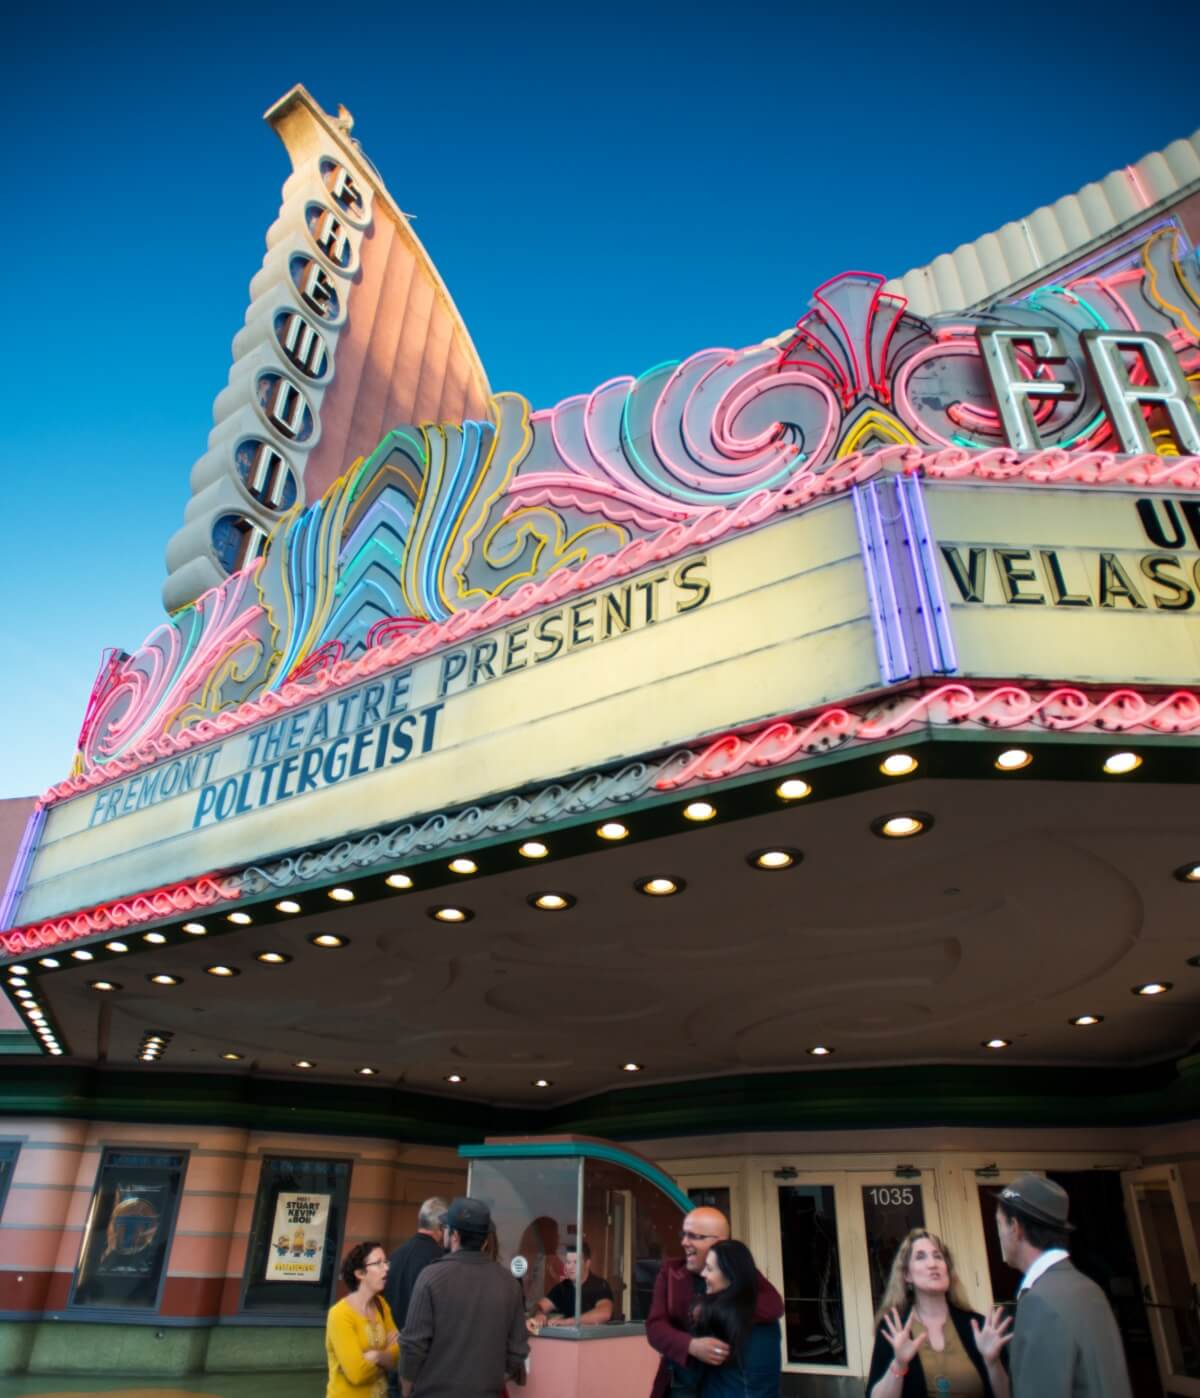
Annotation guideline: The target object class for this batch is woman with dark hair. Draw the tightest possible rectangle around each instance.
[676,1239,782,1396]
[326,1239,400,1398]
[867,1228,1011,1398]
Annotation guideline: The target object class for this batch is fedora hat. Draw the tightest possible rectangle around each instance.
[993,1173,1074,1230]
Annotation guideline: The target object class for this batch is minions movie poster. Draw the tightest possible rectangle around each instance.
[264,1191,331,1281]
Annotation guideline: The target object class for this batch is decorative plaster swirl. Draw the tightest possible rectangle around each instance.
[658,683,1200,790]
[229,752,695,895]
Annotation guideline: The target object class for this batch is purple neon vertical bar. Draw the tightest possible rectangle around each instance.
[868,481,912,681]
[853,484,898,685]
[894,475,940,672]
[903,475,958,673]
[0,803,45,932]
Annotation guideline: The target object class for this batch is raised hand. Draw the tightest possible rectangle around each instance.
[971,1307,1013,1363]
[881,1308,928,1366]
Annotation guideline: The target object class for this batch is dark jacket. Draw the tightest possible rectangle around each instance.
[1010,1258,1132,1398]
[695,1320,782,1397]
[866,1305,996,1398]
[646,1257,784,1398]
[384,1231,443,1328]
[400,1250,528,1398]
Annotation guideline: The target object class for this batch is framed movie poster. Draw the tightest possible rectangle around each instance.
[70,1149,188,1310]
[264,1190,333,1281]
[0,1142,20,1222]
[240,1155,351,1315]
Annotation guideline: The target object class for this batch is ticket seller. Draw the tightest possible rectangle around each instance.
[527,1241,614,1330]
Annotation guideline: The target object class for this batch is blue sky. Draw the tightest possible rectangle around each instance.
[2,0,1195,797]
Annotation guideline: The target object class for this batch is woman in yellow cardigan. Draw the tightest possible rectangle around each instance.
[326,1239,400,1398]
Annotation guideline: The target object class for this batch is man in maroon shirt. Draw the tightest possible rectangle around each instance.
[645,1205,784,1397]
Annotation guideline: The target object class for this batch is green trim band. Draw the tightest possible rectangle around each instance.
[460,1140,691,1210]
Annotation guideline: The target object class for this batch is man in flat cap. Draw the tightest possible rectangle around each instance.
[400,1197,528,1397]
[994,1173,1131,1397]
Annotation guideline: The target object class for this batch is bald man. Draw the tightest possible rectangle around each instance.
[645,1206,783,1397]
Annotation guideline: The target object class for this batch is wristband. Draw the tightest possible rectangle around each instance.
[890,1359,909,1377]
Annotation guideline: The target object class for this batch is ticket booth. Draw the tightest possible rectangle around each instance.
[461,1135,690,1396]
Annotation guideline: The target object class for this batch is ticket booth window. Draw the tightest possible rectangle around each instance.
[467,1144,687,1329]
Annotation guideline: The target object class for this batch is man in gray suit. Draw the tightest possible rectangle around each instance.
[994,1173,1132,1398]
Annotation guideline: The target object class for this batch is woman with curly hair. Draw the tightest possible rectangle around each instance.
[867,1228,1011,1398]
[326,1239,400,1398]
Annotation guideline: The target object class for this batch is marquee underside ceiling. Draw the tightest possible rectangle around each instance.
[20,772,1200,1111]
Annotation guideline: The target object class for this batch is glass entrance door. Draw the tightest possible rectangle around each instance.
[1124,1166,1200,1397]
[763,1172,852,1375]
[850,1170,943,1374]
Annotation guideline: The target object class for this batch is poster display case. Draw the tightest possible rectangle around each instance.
[70,1149,188,1311]
[239,1155,351,1315]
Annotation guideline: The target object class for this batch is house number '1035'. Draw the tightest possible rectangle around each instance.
[867,1187,916,1206]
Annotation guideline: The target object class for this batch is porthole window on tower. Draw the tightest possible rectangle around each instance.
[212,514,266,573]
[235,440,298,510]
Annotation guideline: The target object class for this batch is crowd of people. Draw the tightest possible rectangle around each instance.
[324,1173,1133,1398]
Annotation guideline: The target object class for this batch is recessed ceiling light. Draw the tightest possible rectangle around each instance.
[808,1046,834,1057]
[182,922,207,935]
[205,965,239,977]
[38,957,60,968]
[48,1047,63,1056]
[636,876,683,896]
[1174,863,1200,883]
[275,900,301,914]
[89,981,120,992]
[357,1066,378,1076]
[448,857,477,875]
[995,749,1032,771]
[983,1038,1011,1049]
[70,950,94,961]
[1069,1014,1104,1026]
[105,942,129,954]
[385,873,414,889]
[26,1009,45,1020]
[148,973,181,986]
[683,801,717,822]
[621,1062,643,1073]
[294,1060,315,1069]
[532,1078,552,1088]
[328,887,355,902]
[445,1073,466,1083]
[749,848,799,871]
[430,907,472,923]
[1103,751,1142,775]
[221,1052,244,1061]
[596,822,628,841]
[256,951,291,965]
[7,967,27,977]
[144,1035,168,1044]
[1133,981,1171,996]
[880,753,918,776]
[14,988,31,999]
[518,841,549,859]
[143,932,167,944]
[529,893,575,911]
[309,933,347,948]
[227,911,253,924]
[872,813,932,839]
[776,779,812,801]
